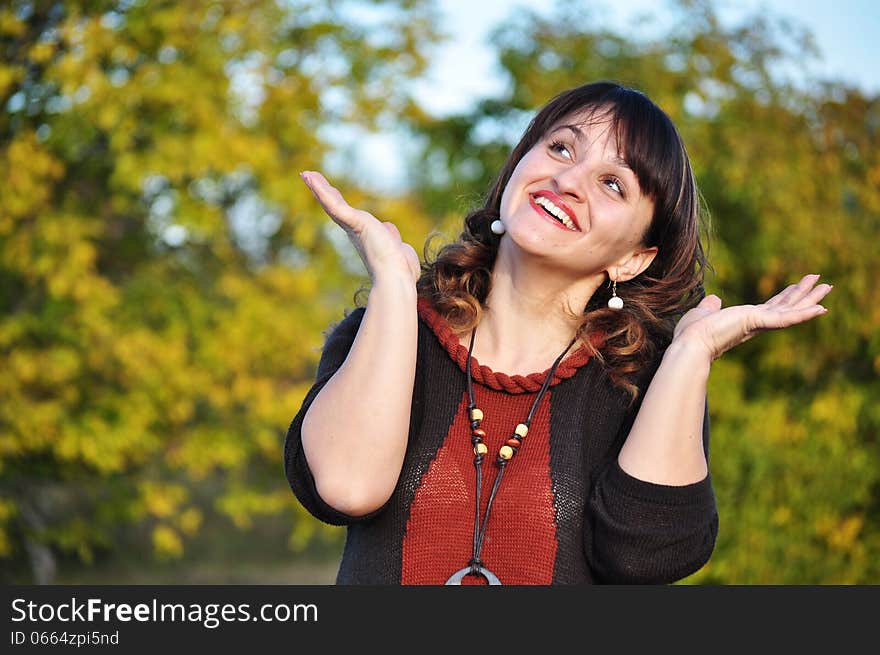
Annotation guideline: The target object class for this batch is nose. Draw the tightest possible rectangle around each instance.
[552,163,587,203]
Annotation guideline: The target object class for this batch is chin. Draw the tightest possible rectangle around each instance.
[502,227,565,260]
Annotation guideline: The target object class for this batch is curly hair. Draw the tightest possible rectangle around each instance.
[416,81,710,400]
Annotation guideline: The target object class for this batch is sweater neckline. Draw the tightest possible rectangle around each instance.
[417,297,594,394]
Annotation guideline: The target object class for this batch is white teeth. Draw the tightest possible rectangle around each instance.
[534,195,577,230]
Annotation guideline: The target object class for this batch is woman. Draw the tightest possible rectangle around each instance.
[284,81,832,584]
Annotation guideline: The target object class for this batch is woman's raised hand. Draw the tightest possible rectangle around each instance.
[300,170,421,285]
[672,273,833,361]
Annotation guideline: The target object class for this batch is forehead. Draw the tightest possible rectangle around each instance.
[545,115,635,175]
[546,110,622,152]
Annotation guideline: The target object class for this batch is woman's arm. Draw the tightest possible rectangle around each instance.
[301,278,417,516]
[617,337,710,484]
[618,273,832,485]
[588,274,829,582]
[298,171,422,516]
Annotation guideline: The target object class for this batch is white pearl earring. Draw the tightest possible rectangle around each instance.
[607,280,624,309]
[490,219,505,235]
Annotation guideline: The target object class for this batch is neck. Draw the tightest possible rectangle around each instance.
[470,248,604,375]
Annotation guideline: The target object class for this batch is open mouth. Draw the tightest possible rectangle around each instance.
[530,194,580,231]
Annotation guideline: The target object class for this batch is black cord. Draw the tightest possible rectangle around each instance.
[464,326,577,571]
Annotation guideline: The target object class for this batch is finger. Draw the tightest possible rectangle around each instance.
[699,294,723,310]
[300,171,364,229]
[764,274,820,307]
[402,242,422,282]
[781,274,824,307]
[790,283,833,311]
[301,170,349,215]
[382,221,402,241]
[763,283,800,307]
[757,303,829,330]
[673,294,722,337]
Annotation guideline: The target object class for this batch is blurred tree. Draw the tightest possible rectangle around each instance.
[401,0,880,583]
[0,0,439,582]
[4,0,877,585]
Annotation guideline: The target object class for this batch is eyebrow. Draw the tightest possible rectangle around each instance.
[551,124,634,172]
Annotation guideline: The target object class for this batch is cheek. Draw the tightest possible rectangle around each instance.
[594,209,647,247]
[498,165,526,217]
[621,223,648,248]
[605,199,652,242]
[499,150,555,217]
[499,185,512,216]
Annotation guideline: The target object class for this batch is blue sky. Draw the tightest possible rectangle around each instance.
[331,0,879,193]
[412,0,879,116]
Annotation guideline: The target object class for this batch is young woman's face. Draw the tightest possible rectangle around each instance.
[498,113,657,280]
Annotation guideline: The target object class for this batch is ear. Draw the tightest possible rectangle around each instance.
[609,246,658,282]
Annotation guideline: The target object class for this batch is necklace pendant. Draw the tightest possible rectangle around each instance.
[444,565,502,586]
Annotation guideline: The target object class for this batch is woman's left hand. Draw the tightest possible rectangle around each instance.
[672,273,833,361]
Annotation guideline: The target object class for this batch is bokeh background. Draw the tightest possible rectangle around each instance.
[1,0,878,585]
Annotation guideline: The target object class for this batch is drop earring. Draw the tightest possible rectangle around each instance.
[607,280,623,309]
[490,219,505,235]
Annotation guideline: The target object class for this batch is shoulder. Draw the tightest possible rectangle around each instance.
[323,297,447,347]
[595,339,667,413]
[322,306,366,344]
[314,307,367,373]
[633,341,666,391]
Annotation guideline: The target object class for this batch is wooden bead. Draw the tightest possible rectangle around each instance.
[514,423,528,437]
[474,443,488,456]
[472,428,487,439]
[506,438,521,449]
[498,445,514,460]
[470,408,484,421]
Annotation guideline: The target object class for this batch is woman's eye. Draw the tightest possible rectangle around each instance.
[604,177,623,195]
[549,140,572,160]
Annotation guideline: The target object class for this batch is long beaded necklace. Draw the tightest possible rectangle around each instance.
[444,325,578,585]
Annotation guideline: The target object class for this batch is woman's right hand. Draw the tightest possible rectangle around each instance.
[300,170,421,285]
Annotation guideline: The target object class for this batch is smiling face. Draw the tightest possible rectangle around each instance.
[497,112,658,282]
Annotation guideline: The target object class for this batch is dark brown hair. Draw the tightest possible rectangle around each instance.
[416,80,709,399]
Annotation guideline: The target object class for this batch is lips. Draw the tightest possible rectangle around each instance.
[529,191,581,231]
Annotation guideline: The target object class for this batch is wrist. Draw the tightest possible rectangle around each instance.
[664,333,714,372]
[369,272,418,297]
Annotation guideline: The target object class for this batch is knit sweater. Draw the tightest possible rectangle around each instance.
[284,298,718,585]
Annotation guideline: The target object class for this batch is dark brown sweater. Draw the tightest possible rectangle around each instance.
[284,299,718,584]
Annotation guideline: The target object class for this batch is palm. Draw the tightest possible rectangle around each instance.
[300,170,421,283]
[673,274,832,360]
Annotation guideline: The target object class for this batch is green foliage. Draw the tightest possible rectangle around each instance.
[2,0,877,584]
[403,0,880,583]
[0,0,440,582]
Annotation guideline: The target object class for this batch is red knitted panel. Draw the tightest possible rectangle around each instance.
[401,385,558,585]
